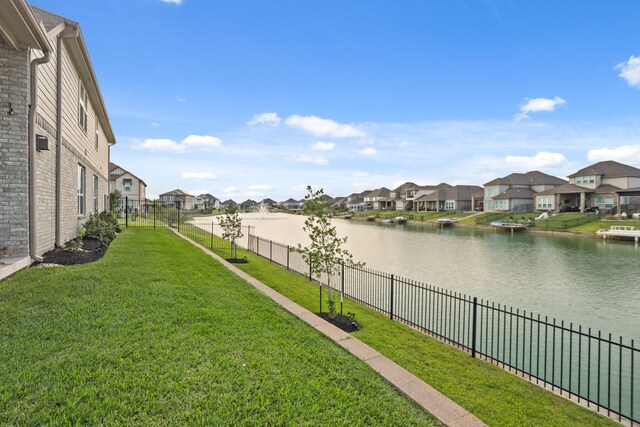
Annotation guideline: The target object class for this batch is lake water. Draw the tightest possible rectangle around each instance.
[233,212,639,342]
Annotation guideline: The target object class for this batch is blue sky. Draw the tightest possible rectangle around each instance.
[32,0,640,201]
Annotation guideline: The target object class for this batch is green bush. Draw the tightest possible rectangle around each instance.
[83,211,120,246]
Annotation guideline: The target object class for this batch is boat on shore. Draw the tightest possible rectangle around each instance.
[490,221,528,232]
[366,215,376,221]
[394,216,407,224]
[596,225,640,242]
[437,218,454,227]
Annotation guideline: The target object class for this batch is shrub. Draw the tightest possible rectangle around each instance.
[83,211,119,246]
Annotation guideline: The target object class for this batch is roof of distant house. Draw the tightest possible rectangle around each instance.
[485,171,566,187]
[568,160,640,178]
[493,188,537,200]
[109,162,147,186]
[160,189,193,197]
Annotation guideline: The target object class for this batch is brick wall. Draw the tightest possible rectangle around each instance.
[0,36,30,259]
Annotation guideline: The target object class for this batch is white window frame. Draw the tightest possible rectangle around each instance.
[595,197,614,209]
[93,175,99,213]
[485,187,499,197]
[536,196,554,210]
[444,200,455,210]
[494,200,509,210]
[78,80,88,132]
[78,164,86,215]
[620,196,630,204]
[576,175,596,185]
[123,178,132,192]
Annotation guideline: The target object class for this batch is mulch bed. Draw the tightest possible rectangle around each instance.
[319,312,361,333]
[36,239,107,266]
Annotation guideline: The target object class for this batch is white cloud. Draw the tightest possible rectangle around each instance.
[285,115,366,138]
[181,172,217,180]
[161,0,183,3]
[359,147,378,156]
[614,56,640,88]
[247,184,273,191]
[588,145,640,163]
[514,97,567,121]
[151,122,160,128]
[398,140,410,147]
[353,171,370,177]
[133,138,187,153]
[247,112,281,126]
[176,96,186,102]
[311,141,335,151]
[293,155,328,165]
[503,151,568,169]
[224,186,237,194]
[182,134,222,148]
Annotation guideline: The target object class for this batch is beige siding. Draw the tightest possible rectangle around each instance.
[603,176,629,189]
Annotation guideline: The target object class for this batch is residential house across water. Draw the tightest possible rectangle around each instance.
[483,171,566,214]
[159,189,195,210]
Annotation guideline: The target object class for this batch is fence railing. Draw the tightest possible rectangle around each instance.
[183,220,638,425]
[532,213,602,230]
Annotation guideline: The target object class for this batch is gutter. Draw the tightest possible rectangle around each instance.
[55,25,79,247]
[28,48,51,262]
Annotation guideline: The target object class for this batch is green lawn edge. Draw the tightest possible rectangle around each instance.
[178,224,620,427]
[0,228,439,426]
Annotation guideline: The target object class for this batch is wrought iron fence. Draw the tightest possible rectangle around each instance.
[125,216,637,424]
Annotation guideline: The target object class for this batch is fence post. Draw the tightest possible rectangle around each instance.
[286,246,290,270]
[257,237,259,256]
[341,262,345,316]
[390,274,395,320]
[309,263,312,282]
[153,201,157,229]
[177,208,180,232]
[248,226,251,251]
[210,222,214,250]
[125,196,129,227]
[472,296,478,358]
[270,240,273,262]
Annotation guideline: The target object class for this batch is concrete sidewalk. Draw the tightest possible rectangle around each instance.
[174,230,487,427]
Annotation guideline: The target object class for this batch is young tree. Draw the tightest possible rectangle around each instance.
[219,204,244,259]
[297,186,363,318]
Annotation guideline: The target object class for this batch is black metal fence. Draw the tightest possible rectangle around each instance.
[120,213,638,424]
[232,225,638,425]
[532,213,602,230]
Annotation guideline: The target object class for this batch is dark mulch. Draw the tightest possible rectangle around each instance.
[37,239,107,266]
[226,258,249,264]
[319,312,361,333]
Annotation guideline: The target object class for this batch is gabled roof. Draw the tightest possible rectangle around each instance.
[485,171,566,187]
[240,199,257,205]
[160,189,193,197]
[568,160,640,178]
[281,198,299,204]
[593,184,622,193]
[415,185,483,202]
[493,188,536,200]
[30,6,116,146]
[330,197,346,207]
[221,199,236,205]
[536,183,592,196]
[196,193,219,201]
[108,162,147,186]
[366,187,390,198]
[392,182,418,193]
[261,198,277,205]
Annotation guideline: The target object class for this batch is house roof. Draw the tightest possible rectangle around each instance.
[31,6,116,146]
[240,199,257,205]
[568,160,640,178]
[261,198,277,205]
[366,187,391,198]
[221,199,236,205]
[536,183,592,196]
[415,185,483,202]
[108,162,147,186]
[160,189,193,197]
[281,198,299,204]
[196,193,219,202]
[493,188,536,200]
[392,182,418,193]
[593,184,622,193]
[330,197,346,207]
[485,171,566,187]
[0,0,52,51]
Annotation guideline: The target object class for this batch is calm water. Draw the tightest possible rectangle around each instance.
[234,212,639,341]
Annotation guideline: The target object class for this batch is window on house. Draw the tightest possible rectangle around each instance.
[78,164,86,215]
[78,81,88,131]
[537,196,554,209]
[93,175,99,213]
[485,187,499,197]
[576,176,596,185]
[494,200,509,210]
[123,178,132,192]
[595,197,614,209]
[95,115,99,149]
[620,196,630,204]
[444,200,455,210]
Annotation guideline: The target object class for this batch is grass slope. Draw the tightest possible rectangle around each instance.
[0,229,437,426]
[180,230,619,427]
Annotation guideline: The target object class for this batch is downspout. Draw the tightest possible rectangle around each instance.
[55,26,79,247]
[28,48,51,262]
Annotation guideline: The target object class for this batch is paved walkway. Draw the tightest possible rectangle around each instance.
[174,230,487,427]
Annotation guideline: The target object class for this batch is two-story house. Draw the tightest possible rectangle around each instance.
[1,1,115,268]
[159,189,195,210]
[484,171,566,213]
[363,187,391,210]
[389,182,417,211]
[109,163,146,209]
[534,160,640,213]
[415,184,483,213]
[195,193,220,210]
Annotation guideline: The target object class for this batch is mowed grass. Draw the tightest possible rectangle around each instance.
[0,229,438,426]
[179,228,619,427]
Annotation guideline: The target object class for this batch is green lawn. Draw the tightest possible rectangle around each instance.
[179,227,619,427]
[0,229,438,426]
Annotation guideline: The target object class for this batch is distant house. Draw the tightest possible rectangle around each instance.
[363,187,391,210]
[109,163,146,208]
[415,185,483,213]
[484,171,566,213]
[390,182,418,211]
[346,191,369,211]
[1,2,116,262]
[159,189,195,210]
[239,199,258,211]
[195,193,220,210]
[220,199,237,210]
[330,197,347,210]
[281,198,303,211]
[261,198,277,207]
[534,160,640,213]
